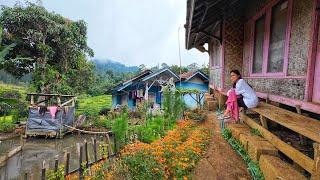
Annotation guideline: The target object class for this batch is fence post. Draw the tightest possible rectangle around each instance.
[106,134,113,156]
[54,155,59,172]
[41,160,46,180]
[92,137,97,162]
[114,134,117,154]
[65,152,70,175]
[79,145,83,180]
[84,139,89,168]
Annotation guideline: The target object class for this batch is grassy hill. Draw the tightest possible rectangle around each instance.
[0,83,28,98]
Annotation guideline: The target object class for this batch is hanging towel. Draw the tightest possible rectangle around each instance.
[226,89,239,121]
[48,106,58,119]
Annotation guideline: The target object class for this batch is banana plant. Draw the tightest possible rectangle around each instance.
[0,26,16,63]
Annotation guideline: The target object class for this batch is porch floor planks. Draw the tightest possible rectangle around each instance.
[252,102,320,143]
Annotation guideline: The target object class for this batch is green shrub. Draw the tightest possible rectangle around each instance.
[0,116,15,132]
[112,112,128,148]
[94,116,113,129]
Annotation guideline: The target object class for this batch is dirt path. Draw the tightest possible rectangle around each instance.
[193,112,251,180]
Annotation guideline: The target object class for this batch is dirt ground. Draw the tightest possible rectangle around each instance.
[193,112,251,180]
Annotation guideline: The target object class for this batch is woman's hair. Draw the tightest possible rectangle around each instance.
[230,70,242,88]
[230,69,242,79]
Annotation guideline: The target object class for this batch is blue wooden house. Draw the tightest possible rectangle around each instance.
[112,68,179,109]
[111,68,209,109]
[176,70,209,109]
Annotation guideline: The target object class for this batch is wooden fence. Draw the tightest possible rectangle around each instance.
[23,133,117,180]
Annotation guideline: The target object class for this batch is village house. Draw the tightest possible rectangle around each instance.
[185,0,320,178]
[112,68,209,109]
[177,70,209,108]
[185,0,320,115]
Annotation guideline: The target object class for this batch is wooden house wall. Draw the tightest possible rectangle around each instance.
[216,0,314,101]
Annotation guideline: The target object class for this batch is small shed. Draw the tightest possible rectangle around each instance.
[26,93,76,138]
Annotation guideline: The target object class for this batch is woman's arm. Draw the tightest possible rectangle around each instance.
[235,79,246,95]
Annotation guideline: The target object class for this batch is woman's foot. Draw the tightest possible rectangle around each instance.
[218,115,231,121]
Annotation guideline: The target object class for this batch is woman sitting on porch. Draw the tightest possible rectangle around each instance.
[221,70,259,122]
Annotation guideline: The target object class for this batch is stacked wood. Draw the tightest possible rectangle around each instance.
[227,123,252,140]
[259,155,306,180]
[247,140,278,161]
[204,93,217,111]
[239,134,265,151]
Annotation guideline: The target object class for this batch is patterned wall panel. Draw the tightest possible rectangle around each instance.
[245,78,306,100]
[288,0,313,76]
[223,3,244,89]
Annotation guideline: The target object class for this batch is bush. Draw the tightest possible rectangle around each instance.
[0,116,15,132]
[98,107,111,115]
[93,116,113,129]
[132,116,173,143]
[0,90,21,99]
[112,112,128,148]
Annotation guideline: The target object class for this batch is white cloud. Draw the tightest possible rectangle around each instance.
[0,0,209,67]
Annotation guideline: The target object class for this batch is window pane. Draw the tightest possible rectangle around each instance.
[268,1,288,73]
[253,15,265,74]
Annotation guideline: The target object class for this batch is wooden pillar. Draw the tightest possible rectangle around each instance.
[30,95,34,106]
[57,96,61,106]
[312,143,320,180]
[145,82,149,101]
[295,105,306,145]
[72,97,75,107]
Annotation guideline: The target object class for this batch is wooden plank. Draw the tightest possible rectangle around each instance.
[27,93,76,97]
[259,155,306,180]
[241,113,314,173]
[260,115,268,129]
[252,102,320,143]
[312,143,320,180]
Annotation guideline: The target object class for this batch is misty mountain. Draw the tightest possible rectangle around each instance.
[93,59,139,74]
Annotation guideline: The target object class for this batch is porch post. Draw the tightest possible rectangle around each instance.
[145,82,149,101]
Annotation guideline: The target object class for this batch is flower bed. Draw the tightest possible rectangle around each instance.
[66,120,211,180]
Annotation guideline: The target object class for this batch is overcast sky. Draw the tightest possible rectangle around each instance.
[1,0,209,67]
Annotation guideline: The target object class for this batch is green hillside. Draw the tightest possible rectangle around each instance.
[0,83,28,98]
